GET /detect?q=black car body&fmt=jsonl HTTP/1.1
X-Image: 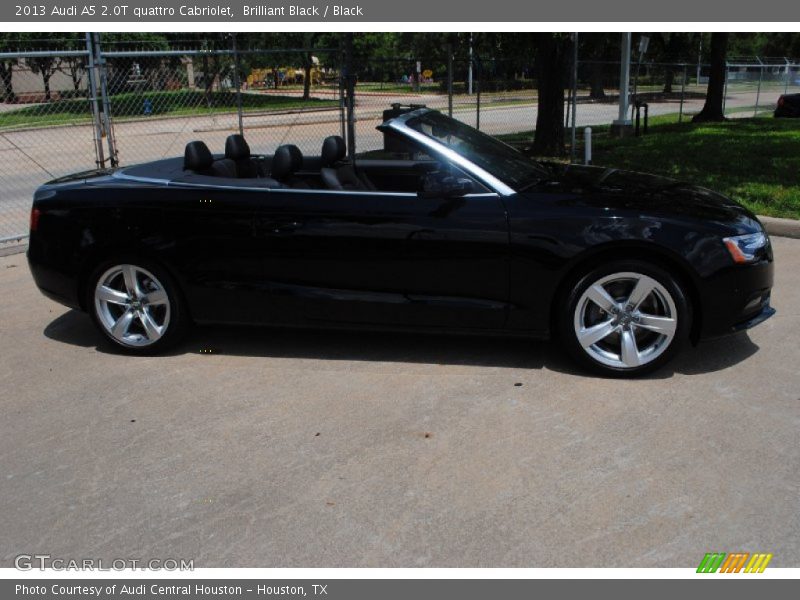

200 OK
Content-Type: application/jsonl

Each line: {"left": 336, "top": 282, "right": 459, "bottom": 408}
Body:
{"left": 28, "top": 108, "right": 775, "bottom": 375}
{"left": 775, "top": 93, "right": 800, "bottom": 117}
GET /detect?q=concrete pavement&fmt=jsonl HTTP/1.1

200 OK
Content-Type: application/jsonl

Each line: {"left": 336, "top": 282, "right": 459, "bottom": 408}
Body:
{"left": 0, "top": 237, "right": 798, "bottom": 567}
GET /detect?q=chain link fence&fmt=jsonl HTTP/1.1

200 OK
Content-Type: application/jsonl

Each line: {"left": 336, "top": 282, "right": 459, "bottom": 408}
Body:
{"left": 722, "top": 58, "right": 800, "bottom": 118}
{"left": 0, "top": 49, "right": 97, "bottom": 244}
{"left": 0, "top": 38, "right": 346, "bottom": 247}
{"left": 1, "top": 35, "right": 799, "bottom": 249}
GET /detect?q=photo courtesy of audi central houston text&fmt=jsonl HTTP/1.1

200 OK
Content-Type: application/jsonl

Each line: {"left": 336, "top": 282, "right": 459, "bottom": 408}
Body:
{"left": 2, "top": 30, "right": 800, "bottom": 579}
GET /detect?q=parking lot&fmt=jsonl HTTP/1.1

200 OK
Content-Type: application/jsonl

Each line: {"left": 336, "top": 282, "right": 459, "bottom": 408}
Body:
{"left": 1, "top": 236, "right": 798, "bottom": 568}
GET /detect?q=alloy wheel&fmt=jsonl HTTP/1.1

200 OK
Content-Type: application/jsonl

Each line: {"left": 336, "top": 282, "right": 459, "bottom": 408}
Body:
{"left": 573, "top": 271, "right": 678, "bottom": 370}
{"left": 93, "top": 264, "right": 171, "bottom": 348}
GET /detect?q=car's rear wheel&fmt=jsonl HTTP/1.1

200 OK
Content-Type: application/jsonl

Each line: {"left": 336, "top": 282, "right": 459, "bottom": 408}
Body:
{"left": 559, "top": 260, "right": 690, "bottom": 377}
{"left": 88, "top": 259, "right": 188, "bottom": 354}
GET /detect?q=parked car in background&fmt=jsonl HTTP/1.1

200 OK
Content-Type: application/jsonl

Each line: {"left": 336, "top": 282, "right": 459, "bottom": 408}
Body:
{"left": 775, "top": 93, "right": 800, "bottom": 117}
{"left": 28, "top": 108, "right": 775, "bottom": 377}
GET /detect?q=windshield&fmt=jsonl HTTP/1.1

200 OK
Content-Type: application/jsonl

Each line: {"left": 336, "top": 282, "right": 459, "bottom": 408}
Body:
{"left": 405, "top": 111, "right": 548, "bottom": 190}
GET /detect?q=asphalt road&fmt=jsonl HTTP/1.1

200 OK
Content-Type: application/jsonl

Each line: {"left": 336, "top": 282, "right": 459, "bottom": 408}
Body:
{"left": 0, "top": 236, "right": 798, "bottom": 568}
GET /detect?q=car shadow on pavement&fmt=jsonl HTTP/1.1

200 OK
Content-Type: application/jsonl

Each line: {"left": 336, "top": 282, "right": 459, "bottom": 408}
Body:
{"left": 44, "top": 309, "right": 760, "bottom": 378}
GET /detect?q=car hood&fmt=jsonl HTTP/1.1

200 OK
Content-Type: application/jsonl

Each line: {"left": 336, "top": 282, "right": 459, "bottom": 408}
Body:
{"left": 532, "top": 162, "right": 758, "bottom": 228}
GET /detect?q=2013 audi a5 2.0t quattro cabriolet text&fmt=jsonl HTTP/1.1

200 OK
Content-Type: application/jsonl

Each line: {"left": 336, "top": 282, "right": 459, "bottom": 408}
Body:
{"left": 27, "top": 108, "right": 775, "bottom": 376}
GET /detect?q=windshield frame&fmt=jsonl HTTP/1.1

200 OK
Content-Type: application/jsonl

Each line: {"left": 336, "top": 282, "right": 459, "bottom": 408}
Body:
{"left": 379, "top": 109, "right": 547, "bottom": 195}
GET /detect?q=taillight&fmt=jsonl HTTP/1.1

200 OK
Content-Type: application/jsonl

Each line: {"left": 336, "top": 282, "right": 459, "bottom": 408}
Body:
{"left": 30, "top": 207, "right": 41, "bottom": 232}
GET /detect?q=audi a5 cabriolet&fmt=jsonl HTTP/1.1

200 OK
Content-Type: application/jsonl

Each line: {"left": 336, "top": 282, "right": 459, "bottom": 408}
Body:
{"left": 28, "top": 108, "right": 775, "bottom": 376}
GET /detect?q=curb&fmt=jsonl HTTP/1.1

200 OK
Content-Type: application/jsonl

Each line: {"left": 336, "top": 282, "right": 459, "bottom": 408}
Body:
{"left": 759, "top": 215, "right": 800, "bottom": 240}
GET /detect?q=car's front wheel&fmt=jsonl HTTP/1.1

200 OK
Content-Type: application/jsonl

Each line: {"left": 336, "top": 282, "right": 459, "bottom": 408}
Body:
{"left": 88, "top": 258, "right": 188, "bottom": 354}
{"left": 559, "top": 260, "right": 690, "bottom": 377}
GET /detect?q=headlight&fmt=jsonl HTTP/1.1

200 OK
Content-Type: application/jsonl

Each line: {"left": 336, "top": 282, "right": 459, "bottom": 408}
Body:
{"left": 723, "top": 232, "right": 768, "bottom": 264}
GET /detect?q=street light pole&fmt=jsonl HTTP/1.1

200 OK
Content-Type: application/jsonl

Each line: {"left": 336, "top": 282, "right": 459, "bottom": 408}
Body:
{"left": 611, "top": 32, "right": 633, "bottom": 136}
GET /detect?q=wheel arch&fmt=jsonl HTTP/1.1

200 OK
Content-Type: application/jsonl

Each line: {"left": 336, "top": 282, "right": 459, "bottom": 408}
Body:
{"left": 76, "top": 244, "right": 189, "bottom": 320}
{"left": 550, "top": 241, "right": 703, "bottom": 344}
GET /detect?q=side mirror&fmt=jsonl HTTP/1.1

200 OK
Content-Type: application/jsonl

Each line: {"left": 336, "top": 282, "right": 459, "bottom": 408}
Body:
{"left": 418, "top": 174, "right": 473, "bottom": 199}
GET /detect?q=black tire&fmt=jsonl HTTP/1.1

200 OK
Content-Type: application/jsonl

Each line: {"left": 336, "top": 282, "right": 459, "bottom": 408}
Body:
{"left": 557, "top": 259, "right": 691, "bottom": 378}
{"left": 86, "top": 256, "right": 190, "bottom": 355}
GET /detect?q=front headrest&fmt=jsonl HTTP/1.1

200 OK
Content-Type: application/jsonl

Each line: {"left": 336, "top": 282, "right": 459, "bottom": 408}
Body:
{"left": 225, "top": 134, "right": 251, "bottom": 161}
{"left": 321, "top": 135, "right": 346, "bottom": 167}
{"left": 271, "top": 145, "right": 301, "bottom": 181}
{"left": 285, "top": 144, "right": 303, "bottom": 169}
{"left": 184, "top": 141, "right": 213, "bottom": 172}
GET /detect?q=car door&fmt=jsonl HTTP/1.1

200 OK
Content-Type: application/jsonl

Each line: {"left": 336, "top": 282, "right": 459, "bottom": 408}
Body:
{"left": 159, "top": 179, "right": 286, "bottom": 325}
{"left": 256, "top": 183, "right": 511, "bottom": 330}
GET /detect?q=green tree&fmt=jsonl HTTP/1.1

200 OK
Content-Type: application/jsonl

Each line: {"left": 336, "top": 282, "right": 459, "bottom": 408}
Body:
{"left": 0, "top": 33, "right": 19, "bottom": 102}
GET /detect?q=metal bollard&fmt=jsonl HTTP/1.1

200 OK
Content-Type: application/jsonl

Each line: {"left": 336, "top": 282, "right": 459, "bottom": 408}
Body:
{"left": 584, "top": 127, "right": 592, "bottom": 165}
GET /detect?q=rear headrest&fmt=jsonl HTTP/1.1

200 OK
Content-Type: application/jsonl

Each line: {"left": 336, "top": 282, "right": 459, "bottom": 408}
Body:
{"left": 184, "top": 141, "right": 213, "bottom": 172}
{"left": 225, "top": 134, "right": 251, "bottom": 161}
{"left": 271, "top": 145, "right": 302, "bottom": 181}
{"left": 321, "top": 135, "right": 346, "bottom": 167}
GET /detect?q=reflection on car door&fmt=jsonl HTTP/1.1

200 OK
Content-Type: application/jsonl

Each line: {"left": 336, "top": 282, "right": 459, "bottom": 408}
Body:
{"left": 258, "top": 187, "right": 510, "bottom": 330}
{"left": 161, "top": 184, "right": 284, "bottom": 325}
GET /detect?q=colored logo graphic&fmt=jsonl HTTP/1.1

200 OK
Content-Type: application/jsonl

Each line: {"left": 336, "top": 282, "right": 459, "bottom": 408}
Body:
{"left": 697, "top": 553, "right": 773, "bottom": 573}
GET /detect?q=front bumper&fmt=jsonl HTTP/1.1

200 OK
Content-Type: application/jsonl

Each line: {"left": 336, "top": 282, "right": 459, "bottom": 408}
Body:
{"left": 698, "top": 258, "right": 775, "bottom": 340}
{"left": 731, "top": 303, "right": 776, "bottom": 333}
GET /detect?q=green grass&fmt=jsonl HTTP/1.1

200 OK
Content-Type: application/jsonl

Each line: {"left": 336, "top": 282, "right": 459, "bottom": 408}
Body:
{"left": 355, "top": 82, "right": 442, "bottom": 94}
{"left": 0, "top": 89, "right": 337, "bottom": 130}
{"left": 500, "top": 117, "right": 800, "bottom": 220}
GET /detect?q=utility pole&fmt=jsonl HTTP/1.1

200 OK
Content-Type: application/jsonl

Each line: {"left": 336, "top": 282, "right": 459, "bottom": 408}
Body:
{"left": 468, "top": 32, "right": 473, "bottom": 95}
{"left": 611, "top": 32, "right": 633, "bottom": 137}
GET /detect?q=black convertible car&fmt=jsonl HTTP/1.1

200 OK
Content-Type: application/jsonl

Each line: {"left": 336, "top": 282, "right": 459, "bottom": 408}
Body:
{"left": 28, "top": 108, "right": 775, "bottom": 376}
{"left": 775, "top": 93, "right": 800, "bottom": 118}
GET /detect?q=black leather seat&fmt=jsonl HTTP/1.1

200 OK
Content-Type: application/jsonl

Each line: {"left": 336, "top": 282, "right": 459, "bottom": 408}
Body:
{"left": 320, "top": 135, "right": 374, "bottom": 191}
{"left": 270, "top": 144, "right": 308, "bottom": 188}
{"left": 224, "top": 134, "right": 260, "bottom": 178}
{"left": 184, "top": 141, "right": 236, "bottom": 178}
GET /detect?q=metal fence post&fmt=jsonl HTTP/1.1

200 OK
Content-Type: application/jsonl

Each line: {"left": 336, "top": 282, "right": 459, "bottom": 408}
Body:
{"left": 570, "top": 33, "right": 578, "bottom": 163}
{"left": 339, "top": 53, "right": 346, "bottom": 143}
{"left": 447, "top": 45, "right": 453, "bottom": 118}
{"left": 722, "top": 60, "right": 729, "bottom": 116}
{"left": 475, "top": 56, "right": 481, "bottom": 131}
{"left": 679, "top": 64, "right": 686, "bottom": 123}
{"left": 754, "top": 58, "right": 764, "bottom": 117}
{"left": 93, "top": 33, "right": 117, "bottom": 167}
{"left": 344, "top": 33, "right": 356, "bottom": 159}
{"left": 785, "top": 58, "right": 791, "bottom": 95}
{"left": 85, "top": 33, "right": 106, "bottom": 169}
{"left": 232, "top": 34, "right": 244, "bottom": 136}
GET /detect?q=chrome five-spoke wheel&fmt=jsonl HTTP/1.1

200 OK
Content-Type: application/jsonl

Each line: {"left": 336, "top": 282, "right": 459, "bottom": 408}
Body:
{"left": 93, "top": 264, "right": 171, "bottom": 348}
{"left": 573, "top": 271, "right": 678, "bottom": 370}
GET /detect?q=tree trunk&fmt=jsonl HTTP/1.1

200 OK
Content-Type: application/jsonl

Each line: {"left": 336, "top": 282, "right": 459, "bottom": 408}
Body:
{"left": 302, "top": 56, "right": 312, "bottom": 100}
{"left": 692, "top": 33, "right": 728, "bottom": 122}
{"left": 663, "top": 69, "right": 674, "bottom": 94}
{"left": 532, "top": 34, "right": 570, "bottom": 156}
{"left": 589, "top": 61, "right": 606, "bottom": 100}
{"left": 0, "top": 61, "right": 15, "bottom": 103}
{"left": 43, "top": 72, "right": 52, "bottom": 102}
{"left": 71, "top": 68, "right": 81, "bottom": 91}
